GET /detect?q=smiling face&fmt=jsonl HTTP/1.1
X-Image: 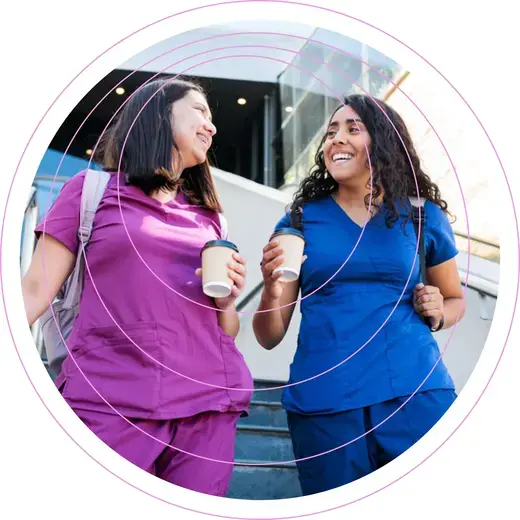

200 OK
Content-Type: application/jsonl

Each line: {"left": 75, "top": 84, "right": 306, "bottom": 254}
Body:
{"left": 323, "top": 104, "right": 372, "bottom": 186}
{"left": 170, "top": 89, "right": 217, "bottom": 170}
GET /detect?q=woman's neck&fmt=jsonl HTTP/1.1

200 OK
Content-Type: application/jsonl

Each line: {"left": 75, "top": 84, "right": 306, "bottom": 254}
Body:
{"left": 150, "top": 188, "right": 178, "bottom": 204}
{"left": 334, "top": 176, "right": 384, "bottom": 213}
{"left": 335, "top": 182, "right": 370, "bottom": 206}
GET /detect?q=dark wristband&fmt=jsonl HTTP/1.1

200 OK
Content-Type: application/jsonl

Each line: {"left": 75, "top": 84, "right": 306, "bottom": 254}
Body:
{"left": 430, "top": 315, "right": 445, "bottom": 332}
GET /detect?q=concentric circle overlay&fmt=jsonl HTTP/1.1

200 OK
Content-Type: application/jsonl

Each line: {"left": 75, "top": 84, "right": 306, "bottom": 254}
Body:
{"left": 42, "top": 37, "right": 463, "bottom": 395}
{"left": 37, "top": 35, "right": 454, "bottom": 470}
{"left": 0, "top": 1, "right": 515, "bottom": 519}
{"left": 36, "top": 43, "right": 461, "bottom": 468}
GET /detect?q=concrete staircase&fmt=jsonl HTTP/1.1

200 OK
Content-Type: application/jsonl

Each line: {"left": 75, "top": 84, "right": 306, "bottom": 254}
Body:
{"left": 226, "top": 380, "right": 302, "bottom": 500}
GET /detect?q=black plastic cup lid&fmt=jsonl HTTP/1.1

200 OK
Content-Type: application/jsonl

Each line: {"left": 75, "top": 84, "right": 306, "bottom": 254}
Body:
{"left": 270, "top": 227, "right": 304, "bottom": 241}
{"left": 201, "top": 239, "right": 239, "bottom": 255}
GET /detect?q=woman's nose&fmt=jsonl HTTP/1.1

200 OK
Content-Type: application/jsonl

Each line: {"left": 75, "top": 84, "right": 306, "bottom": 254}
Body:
{"left": 332, "top": 128, "right": 348, "bottom": 144}
{"left": 205, "top": 120, "right": 217, "bottom": 136}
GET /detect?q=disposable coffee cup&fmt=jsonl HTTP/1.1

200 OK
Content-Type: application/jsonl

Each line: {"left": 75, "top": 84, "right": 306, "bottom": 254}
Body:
{"left": 269, "top": 227, "right": 305, "bottom": 282}
{"left": 201, "top": 240, "right": 239, "bottom": 298}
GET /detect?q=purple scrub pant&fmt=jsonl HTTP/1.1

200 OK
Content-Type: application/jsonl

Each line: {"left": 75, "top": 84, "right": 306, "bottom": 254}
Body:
{"left": 73, "top": 406, "right": 241, "bottom": 496}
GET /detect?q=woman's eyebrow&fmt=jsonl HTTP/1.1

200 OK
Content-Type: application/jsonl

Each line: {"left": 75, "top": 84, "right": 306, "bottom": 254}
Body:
{"left": 327, "top": 118, "right": 363, "bottom": 128}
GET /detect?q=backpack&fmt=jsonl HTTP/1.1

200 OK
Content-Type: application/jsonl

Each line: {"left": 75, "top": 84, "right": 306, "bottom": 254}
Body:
{"left": 41, "top": 170, "right": 229, "bottom": 377}
{"left": 40, "top": 169, "right": 111, "bottom": 377}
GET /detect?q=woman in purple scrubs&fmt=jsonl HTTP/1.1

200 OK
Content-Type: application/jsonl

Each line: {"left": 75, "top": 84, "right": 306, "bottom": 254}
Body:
{"left": 22, "top": 78, "right": 253, "bottom": 496}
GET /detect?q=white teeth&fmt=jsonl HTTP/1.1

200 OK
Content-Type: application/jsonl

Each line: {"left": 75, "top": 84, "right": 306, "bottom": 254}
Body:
{"left": 332, "top": 153, "right": 353, "bottom": 162}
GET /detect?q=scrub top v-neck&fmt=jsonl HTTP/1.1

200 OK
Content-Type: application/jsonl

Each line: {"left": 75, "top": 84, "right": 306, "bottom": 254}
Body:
{"left": 273, "top": 194, "right": 458, "bottom": 415}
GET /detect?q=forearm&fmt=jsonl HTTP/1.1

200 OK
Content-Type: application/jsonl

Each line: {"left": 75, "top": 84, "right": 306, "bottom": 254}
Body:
{"left": 217, "top": 305, "right": 240, "bottom": 338}
{"left": 440, "top": 296, "right": 465, "bottom": 330}
{"left": 252, "top": 293, "right": 287, "bottom": 350}
{"left": 22, "top": 277, "right": 51, "bottom": 327}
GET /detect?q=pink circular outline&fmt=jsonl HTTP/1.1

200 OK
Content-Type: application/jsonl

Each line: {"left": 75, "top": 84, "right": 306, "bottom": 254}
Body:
{"left": 41, "top": 41, "right": 461, "bottom": 397}
{"left": 10, "top": 6, "right": 472, "bottom": 473}
{"left": 19, "top": 50, "right": 473, "bottom": 469}
{"left": 37, "top": 47, "right": 458, "bottom": 468}
{"left": 0, "top": 0, "right": 514, "bottom": 516}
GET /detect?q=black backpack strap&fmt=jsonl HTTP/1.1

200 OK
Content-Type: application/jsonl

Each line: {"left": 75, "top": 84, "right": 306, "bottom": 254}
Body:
{"left": 409, "top": 197, "right": 433, "bottom": 329}
{"left": 410, "top": 202, "right": 427, "bottom": 285}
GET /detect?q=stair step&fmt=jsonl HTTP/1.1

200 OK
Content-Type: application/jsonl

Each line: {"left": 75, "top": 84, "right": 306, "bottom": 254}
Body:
{"left": 240, "top": 400, "right": 288, "bottom": 428}
{"left": 233, "top": 459, "right": 296, "bottom": 469}
{"left": 227, "top": 463, "right": 302, "bottom": 500}
{"left": 252, "top": 379, "right": 285, "bottom": 404}
{"left": 235, "top": 425, "right": 294, "bottom": 462}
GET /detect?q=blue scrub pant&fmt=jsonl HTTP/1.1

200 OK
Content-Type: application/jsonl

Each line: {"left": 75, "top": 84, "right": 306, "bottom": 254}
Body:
{"left": 287, "top": 389, "right": 457, "bottom": 495}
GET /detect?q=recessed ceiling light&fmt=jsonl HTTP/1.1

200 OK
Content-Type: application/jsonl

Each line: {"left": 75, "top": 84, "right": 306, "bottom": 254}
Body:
{"left": 237, "top": 97, "right": 247, "bottom": 105}
{"left": 85, "top": 149, "right": 93, "bottom": 156}
{"left": 115, "top": 87, "right": 125, "bottom": 95}
{"left": 285, "top": 106, "right": 294, "bottom": 113}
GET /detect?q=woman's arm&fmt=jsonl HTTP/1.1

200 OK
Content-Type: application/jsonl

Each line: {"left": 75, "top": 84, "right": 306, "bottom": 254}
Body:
{"left": 22, "top": 234, "right": 76, "bottom": 326}
{"left": 252, "top": 238, "right": 302, "bottom": 350}
{"left": 216, "top": 305, "right": 240, "bottom": 338}
{"left": 414, "top": 257, "right": 465, "bottom": 331}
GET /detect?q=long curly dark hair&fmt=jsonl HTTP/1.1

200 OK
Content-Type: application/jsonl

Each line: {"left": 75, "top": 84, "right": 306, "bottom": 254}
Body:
{"left": 289, "top": 94, "right": 449, "bottom": 229}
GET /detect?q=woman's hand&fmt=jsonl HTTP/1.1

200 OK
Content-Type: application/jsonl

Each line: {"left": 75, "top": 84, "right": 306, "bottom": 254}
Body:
{"left": 413, "top": 283, "right": 444, "bottom": 329}
{"left": 195, "top": 252, "right": 247, "bottom": 310}
{"left": 260, "top": 239, "right": 287, "bottom": 302}
{"left": 260, "top": 239, "right": 307, "bottom": 302}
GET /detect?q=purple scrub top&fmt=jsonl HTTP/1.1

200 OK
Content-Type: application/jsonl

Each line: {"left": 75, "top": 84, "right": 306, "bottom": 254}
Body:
{"left": 35, "top": 170, "right": 253, "bottom": 419}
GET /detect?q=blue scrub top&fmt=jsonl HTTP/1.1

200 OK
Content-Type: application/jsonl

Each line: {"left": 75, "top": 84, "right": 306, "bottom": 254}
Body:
{"left": 274, "top": 195, "right": 458, "bottom": 415}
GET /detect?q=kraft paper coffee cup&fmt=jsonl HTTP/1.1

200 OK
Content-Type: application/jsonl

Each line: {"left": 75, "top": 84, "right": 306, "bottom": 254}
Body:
{"left": 269, "top": 227, "right": 305, "bottom": 282}
{"left": 201, "top": 240, "right": 239, "bottom": 298}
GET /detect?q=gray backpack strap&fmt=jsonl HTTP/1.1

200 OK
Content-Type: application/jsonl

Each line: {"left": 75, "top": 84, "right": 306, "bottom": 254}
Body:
{"left": 62, "top": 169, "right": 111, "bottom": 309}
{"left": 218, "top": 213, "right": 228, "bottom": 240}
{"left": 42, "top": 169, "right": 111, "bottom": 376}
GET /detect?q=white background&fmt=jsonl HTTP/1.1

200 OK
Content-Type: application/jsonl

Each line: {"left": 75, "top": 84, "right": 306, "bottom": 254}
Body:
{"left": 1, "top": 0, "right": 519, "bottom": 518}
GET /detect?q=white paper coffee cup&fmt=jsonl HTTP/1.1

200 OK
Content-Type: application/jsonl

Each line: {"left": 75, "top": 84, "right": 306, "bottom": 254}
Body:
{"left": 201, "top": 240, "right": 239, "bottom": 298}
{"left": 270, "top": 227, "right": 305, "bottom": 282}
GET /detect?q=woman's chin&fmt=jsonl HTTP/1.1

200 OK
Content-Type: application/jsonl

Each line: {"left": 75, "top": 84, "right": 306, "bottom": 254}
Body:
{"left": 329, "top": 167, "right": 369, "bottom": 185}
{"left": 183, "top": 154, "right": 206, "bottom": 169}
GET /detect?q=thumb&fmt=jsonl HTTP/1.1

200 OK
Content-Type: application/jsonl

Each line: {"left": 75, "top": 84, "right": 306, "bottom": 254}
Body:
{"left": 195, "top": 268, "right": 202, "bottom": 277}
{"left": 415, "top": 283, "right": 424, "bottom": 290}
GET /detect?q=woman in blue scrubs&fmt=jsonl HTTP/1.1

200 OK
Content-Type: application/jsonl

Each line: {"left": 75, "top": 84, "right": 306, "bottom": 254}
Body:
{"left": 252, "top": 94, "right": 465, "bottom": 495}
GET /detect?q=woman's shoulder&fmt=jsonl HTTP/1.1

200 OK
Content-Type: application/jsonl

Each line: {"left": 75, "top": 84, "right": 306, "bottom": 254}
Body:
{"left": 423, "top": 199, "right": 451, "bottom": 226}
{"left": 275, "top": 196, "right": 328, "bottom": 228}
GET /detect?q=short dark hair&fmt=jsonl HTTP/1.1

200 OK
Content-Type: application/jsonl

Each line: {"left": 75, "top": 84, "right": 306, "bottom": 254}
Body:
{"left": 95, "top": 77, "right": 222, "bottom": 212}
